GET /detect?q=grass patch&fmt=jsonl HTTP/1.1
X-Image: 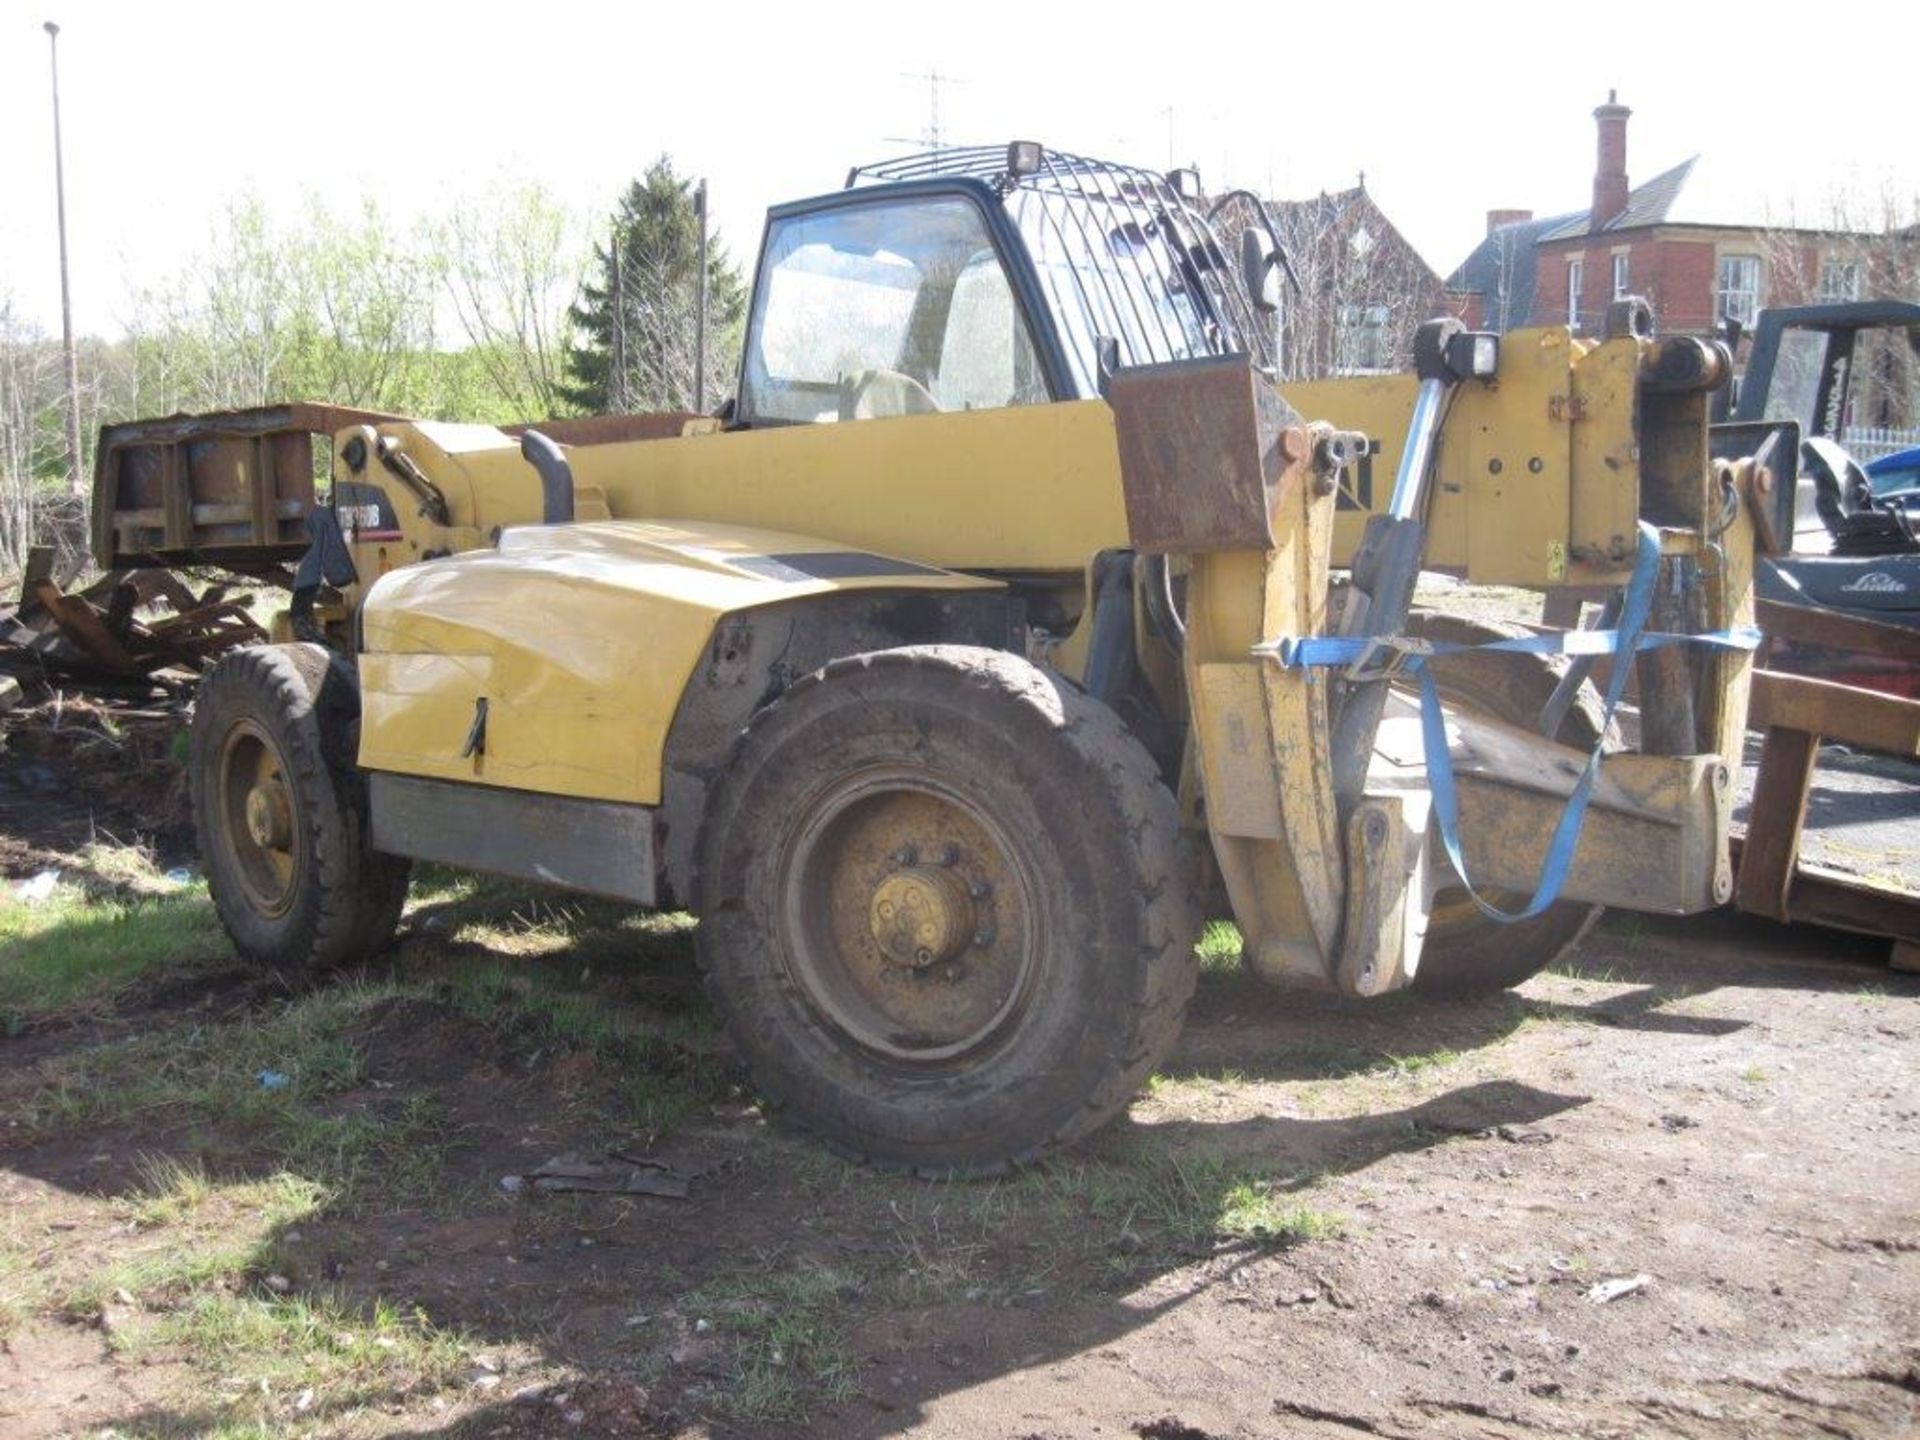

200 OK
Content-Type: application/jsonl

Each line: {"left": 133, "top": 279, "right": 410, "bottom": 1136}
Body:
{"left": 49, "top": 1167, "right": 331, "bottom": 1322}
{"left": 279, "top": 1094, "right": 444, "bottom": 1202}
{"left": 1544, "top": 953, "right": 1621, "bottom": 983}
{"left": 1195, "top": 921, "right": 1243, "bottom": 975}
{"left": 1373, "top": 1047, "right": 1461, "bottom": 1078}
{"left": 4, "top": 982, "right": 451, "bottom": 1209}
{"left": 0, "top": 1232, "right": 45, "bottom": 1339}
{"left": 1213, "top": 1182, "right": 1346, "bottom": 1245}
{"left": 124, "top": 1155, "right": 221, "bottom": 1228}
{"left": 58, "top": 1241, "right": 259, "bottom": 1322}
{"left": 1036, "top": 1148, "right": 1344, "bottom": 1252}
{"left": 0, "top": 881, "right": 225, "bottom": 1029}
{"left": 444, "top": 956, "right": 640, "bottom": 1056}
{"left": 686, "top": 1261, "right": 862, "bottom": 1422}
{"left": 432, "top": 931, "right": 726, "bottom": 1142}
{"left": 1146, "top": 1068, "right": 1250, "bottom": 1100}
{"left": 129, "top": 1290, "right": 470, "bottom": 1428}
{"left": 451, "top": 895, "right": 607, "bottom": 957}
{"left": 616, "top": 1070, "right": 700, "bottom": 1138}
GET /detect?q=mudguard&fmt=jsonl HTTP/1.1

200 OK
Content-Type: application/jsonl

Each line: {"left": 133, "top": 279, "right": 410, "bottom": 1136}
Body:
{"left": 356, "top": 519, "right": 998, "bottom": 804}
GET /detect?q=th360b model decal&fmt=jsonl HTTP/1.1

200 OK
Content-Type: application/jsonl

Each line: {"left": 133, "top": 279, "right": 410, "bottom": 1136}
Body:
{"left": 334, "top": 482, "right": 405, "bottom": 543}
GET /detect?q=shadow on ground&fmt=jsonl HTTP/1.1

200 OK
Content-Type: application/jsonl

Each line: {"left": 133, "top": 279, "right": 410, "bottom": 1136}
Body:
{"left": 1, "top": 883, "right": 1908, "bottom": 1438}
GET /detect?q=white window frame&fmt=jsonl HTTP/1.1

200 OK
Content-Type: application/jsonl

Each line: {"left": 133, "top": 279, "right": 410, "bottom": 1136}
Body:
{"left": 1717, "top": 254, "right": 1761, "bottom": 327}
{"left": 1818, "top": 259, "right": 1861, "bottom": 303}
{"left": 1566, "top": 258, "right": 1584, "bottom": 329}
{"left": 1612, "top": 253, "right": 1630, "bottom": 300}
{"left": 1336, "top": 302, "right": 1392, "bottom": 374}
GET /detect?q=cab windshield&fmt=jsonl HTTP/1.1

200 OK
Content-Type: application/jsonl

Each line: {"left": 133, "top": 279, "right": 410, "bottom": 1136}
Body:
{"left": 739, "top": 197, "right": 1048, "bottom": 425}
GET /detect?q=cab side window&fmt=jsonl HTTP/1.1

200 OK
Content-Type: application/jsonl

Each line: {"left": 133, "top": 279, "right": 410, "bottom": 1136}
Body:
{"left": 740, "top": 197, "right": 1048, "bottom": 424}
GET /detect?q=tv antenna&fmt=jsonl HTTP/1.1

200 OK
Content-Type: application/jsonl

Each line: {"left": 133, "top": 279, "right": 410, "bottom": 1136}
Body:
{"left": 886, "top": 68, "right": 965, "bottom": 153}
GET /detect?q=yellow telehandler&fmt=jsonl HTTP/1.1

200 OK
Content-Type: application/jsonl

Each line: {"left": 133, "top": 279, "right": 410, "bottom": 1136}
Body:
{"left": 93, "top": 144, "right": 1780, "bottom": 1172}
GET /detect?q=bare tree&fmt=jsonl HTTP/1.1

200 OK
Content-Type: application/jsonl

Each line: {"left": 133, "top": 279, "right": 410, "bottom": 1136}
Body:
{"left": 0, "top": 297, "right": 62, "bottom": 573}
{"left": 1211, "top": 187, "right": 1441, "bottom": 382}
{"left": 112, "top": 194, "right": 466, "bottom": 425}
{"left": 1276, "top": 192, "right": 1440, "bottom": 381}
{"left": 1758, "top": 185, "right": 1920, "bottom": 434}
{"left": 438, "top": 182, "right": 586, "bottom": 421}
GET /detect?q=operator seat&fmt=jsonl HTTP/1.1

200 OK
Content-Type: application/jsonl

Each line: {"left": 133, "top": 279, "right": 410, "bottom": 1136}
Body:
{"left": 839, "top": 368, "right": 942, "bottom": 421}
{"left": 1806, "top": 435, "right": 1919, "bottom": 558}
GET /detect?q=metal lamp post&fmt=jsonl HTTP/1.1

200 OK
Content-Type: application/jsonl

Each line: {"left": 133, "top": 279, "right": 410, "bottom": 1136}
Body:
{"left": 45, "top": 20, "right": 85, "bottom": 499}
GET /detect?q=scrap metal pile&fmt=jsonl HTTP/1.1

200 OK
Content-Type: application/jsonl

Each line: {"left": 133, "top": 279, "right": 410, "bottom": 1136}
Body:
{"left": 1, "top": 547, "right": 267, "bottom": 693}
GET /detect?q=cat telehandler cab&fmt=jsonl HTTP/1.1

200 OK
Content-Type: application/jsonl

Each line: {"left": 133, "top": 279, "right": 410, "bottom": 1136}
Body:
{"left": 94, "top": 143, "right": 1777, "bottom": 1173}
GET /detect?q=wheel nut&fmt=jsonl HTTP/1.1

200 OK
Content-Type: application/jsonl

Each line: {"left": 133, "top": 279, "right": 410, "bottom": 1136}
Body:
{"left": 972, "top": 927, "right": 995, "bottom": 948}
{"left": 934, "top": 844, "right": 959, "bottom": 867}
{"left": 968, "top": 880, "right": 991, "bottom": 900}
{"left": 890, "top": 846, "right": 918, "bottom": 866}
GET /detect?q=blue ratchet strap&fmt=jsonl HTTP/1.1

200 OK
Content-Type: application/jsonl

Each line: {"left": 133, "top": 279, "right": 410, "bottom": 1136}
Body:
{"left": 1263, "top": 522, "right": 1761, "bottom": 923}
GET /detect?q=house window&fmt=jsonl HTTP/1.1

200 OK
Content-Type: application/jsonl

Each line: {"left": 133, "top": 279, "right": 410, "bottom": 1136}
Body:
{"left": 1566, "top": 259, "right": 1584, "bottom": 329}
{"left": 1818, "top": 259, "right": 1861, "bottom": 303}
{"left": 1612, "top": 253, "right": 1630, "bottom": 299}
{"left": 1717, "top": 255, "right": 1761, "bottom": 326}
{"left": 1337, "top": 303, "right": 1391, "bottom": 372}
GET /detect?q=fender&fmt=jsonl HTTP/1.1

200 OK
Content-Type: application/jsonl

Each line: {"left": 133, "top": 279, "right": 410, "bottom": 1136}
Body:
{"left": 355, "top": 518, "right": 1001, "bottom": 808}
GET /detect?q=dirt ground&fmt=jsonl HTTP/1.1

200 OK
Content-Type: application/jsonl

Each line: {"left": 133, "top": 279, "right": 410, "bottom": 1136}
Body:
{"left": 2, "top": 701, "right": 1918, "bottom": 1439}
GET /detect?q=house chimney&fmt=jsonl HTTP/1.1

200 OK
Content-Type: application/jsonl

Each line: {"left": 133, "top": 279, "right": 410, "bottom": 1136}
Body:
{"left": 1486, "top": 208, "right": 1533, "bottom": 235}
{"left": 1591, "top": 90, "right": 1631, "bottom": 231}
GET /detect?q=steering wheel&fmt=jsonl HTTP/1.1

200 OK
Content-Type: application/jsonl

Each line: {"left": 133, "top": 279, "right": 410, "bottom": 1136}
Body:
{"left": 838, "top": 368, "right": 941, "bottom": 421}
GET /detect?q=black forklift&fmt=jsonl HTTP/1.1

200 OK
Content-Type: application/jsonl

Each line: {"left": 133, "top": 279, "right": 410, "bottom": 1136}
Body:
{"left": 1716, "top": 300, "right": 1920, "bottom": 694}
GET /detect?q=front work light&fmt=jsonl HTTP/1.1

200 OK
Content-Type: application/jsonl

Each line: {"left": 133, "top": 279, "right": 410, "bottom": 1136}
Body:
{"left": 1444, "top": 330, "right": 1500, "bottom": 381}
{"left": 1007, "top": 141, "right": 1044, "bottom": 178}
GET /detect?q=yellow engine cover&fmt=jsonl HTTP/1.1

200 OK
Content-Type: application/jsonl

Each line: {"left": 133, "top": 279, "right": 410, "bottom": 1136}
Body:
{"left": 357, "top": 519, "right": 997, "bottom": 804}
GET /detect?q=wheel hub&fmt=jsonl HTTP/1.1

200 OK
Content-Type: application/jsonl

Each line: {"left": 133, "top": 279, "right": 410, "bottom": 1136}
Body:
{"left": 217, "top": 721, "right": 301, "bottom": 919}
{"left": 244, "top": 781, "right": 293, "bottom": 849}
{"left": 869, "top": 865, "right": 976, "bottom": 969}
{"left": 780, "top": 774, "right": 1034, "bottom": 1063}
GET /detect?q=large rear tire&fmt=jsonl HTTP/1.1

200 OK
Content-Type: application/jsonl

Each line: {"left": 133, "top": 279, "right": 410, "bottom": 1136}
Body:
{"left": 695, "top": 645, "right": 1198, "bottom": 1175}
{"left": 1405, "top": 611, "right": 1610, "bottom": 996}
{"left": 191, "top": 644, "right": 410, "bottom": 980}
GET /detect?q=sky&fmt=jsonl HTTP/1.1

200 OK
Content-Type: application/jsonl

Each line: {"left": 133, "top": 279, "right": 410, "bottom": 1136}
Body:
{"left": 3, "top": 0, "right": 1916, "bottom": 339}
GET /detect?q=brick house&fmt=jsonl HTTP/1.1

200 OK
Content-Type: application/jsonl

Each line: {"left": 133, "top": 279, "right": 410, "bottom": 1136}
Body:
{"left": 1214, "top": 184, "right": 1443, "bottom": 379}
{"left": 1447, "top": 94, "right": 1914, "bottom": 343}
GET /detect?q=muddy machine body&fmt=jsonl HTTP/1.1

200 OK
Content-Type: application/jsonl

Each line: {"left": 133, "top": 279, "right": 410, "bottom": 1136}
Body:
{"left": 96, "top": 145, "right": 1774, "bottom": 1170}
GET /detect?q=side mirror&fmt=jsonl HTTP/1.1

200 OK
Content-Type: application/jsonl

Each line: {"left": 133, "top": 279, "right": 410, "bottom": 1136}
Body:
{"left": 1241, "top": 229, "right": 1280, "bottom": 314}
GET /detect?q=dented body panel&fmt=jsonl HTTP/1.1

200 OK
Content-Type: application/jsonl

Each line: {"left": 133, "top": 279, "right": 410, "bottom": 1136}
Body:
{"left": 357, "top": 519, "right": 996, "bottom": 805}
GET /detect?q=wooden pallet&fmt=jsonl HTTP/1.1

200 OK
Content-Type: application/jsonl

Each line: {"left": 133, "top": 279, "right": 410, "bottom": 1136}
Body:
{"left": 1733, "top": 599, "right": 1920, "bottom": 946}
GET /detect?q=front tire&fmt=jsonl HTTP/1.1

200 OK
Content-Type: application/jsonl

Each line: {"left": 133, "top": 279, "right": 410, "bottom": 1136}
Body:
{"left": 695, "top": 645, "right": 1197, "bottom": 1174}
{"left": 191, "top": 644, "right": 410, "bottom": 979}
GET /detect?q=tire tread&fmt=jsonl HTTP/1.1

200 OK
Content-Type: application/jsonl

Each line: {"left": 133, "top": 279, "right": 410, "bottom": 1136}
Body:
{"left": 694, "top": 644, "right": 1197, "bottom": 1174}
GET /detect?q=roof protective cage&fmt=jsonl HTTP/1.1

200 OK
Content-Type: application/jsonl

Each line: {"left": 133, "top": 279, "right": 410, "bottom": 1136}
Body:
{"left": 850, "top": 145, "right": 1277, "bottom": 384}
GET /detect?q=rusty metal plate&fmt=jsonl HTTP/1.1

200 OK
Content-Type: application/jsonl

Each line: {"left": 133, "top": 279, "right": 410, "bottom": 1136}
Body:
{"left": 92, "top": 403, "right": 401, "bottom": 571}
{"left": 1108, "top": 355, "right": 1304, "bottom": 553}
{"left": 1711, "top": 419, "right": 1798, "bottom": 556}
